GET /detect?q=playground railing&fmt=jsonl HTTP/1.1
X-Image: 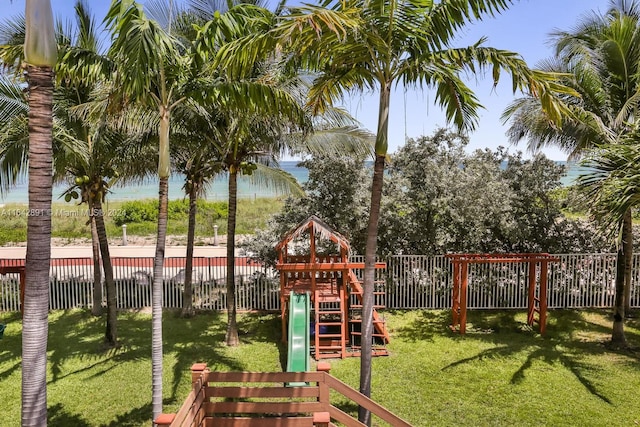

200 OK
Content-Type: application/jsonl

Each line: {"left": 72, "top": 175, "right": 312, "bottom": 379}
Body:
{"left": 155, "top": 363, "right": 412, "bottom": 427}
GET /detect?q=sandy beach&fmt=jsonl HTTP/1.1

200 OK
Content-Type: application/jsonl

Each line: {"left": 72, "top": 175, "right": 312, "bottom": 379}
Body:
{"left": 0, "top": 235, "right": 233, "bottom": 259}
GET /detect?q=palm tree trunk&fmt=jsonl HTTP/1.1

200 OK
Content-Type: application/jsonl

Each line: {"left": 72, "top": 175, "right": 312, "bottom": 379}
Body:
{"left": 225, "top": 169, "right": 239, "bottom": 346}
{"left": 93, "top": 198, "right": 117, "bottom": 347}
{"left": 151, "top": 106, "right": 170, "bottom": 421}
{"left": 623, "top": 209, "right": 633, "bottom": 316}
{"left": 359, "top": 83, "right": 390, "bottom": 426}
{"left": 612, "top": 211, "right": 631, "bottom": 348}
{"left": 90, "top": 212, "right": 103, "bottom": 316}
{"left": 182, "top": 184, "right": 198, "bottom": 316}
{"left": 152, "top": 177, "right": 169, "bottom": 421}
{"left": 22, "top": 65, "right": 54, "bottom": 427}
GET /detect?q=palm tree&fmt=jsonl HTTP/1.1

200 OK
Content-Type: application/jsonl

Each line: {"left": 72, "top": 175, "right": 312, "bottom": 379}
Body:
{"left": 219, "top": 1, "right": 569, "bottom": 422}
{"left": 22, "top": 0, "right": 57, "bottom": 425}
{"left": 171, "top": 139, "right": 223, "bottom": 316}
{"left": 105, "top": 0, "right": 189, "bottom": 419}
{"left": 576, "top": 141, "right": 640, "bottom": 346}
{"left": 504, "top": 0, "right": 640, "bottom": 347}
{"left": 181, "top": 1, "right": 316, "bottom": 345}
{"left": 220, "top": 120, "right": 304, "bottom": 346}
{"left": 0, "top": 0, "right": 128, "bottom": 348}
{"left": 106, "top": 0, "right": 309, "bottom": 417}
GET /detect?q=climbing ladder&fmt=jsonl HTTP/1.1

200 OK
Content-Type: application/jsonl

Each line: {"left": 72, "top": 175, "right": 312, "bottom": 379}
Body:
{"left": 312, "top": 277, "right": 347, "bottom": 359}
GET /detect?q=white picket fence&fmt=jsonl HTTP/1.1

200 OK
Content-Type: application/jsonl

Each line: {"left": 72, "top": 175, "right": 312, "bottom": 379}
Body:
{"left": 0, "top": 253, "right": 638, "bottom": 312}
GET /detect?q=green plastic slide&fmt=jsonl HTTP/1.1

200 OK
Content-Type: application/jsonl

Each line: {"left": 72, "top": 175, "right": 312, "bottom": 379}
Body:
{"left": 286, "top": 292, "right": 310, "bottom": 385}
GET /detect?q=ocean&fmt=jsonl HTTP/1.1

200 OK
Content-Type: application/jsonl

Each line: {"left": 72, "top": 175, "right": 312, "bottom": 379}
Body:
{"left": 0, "top": 161, "right": 309, "bottom": 205}
{"left": 0, "top": 160, "right": 583, "bottom": 204}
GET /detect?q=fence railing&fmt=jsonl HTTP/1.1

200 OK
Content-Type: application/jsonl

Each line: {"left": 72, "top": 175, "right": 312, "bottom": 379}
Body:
{"left": 0, "top": 253, "right": 637, "bottom": 312}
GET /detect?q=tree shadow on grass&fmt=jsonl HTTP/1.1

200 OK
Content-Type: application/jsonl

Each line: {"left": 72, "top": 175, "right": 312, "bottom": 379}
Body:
{"left": 392, "top": 309, "right": 451, "bottom": 342}
{"left": 163, "top": 309, "right": 246, "bottom": 402}
{"left": 98, "top": 402, "right": 154, "bottom": 427}
{"left": 40, "top": 309, "right": 248, "bottom": 425}
{"left": 430, "top": 309, "right": 640, "bottom": 404}
{"left": 48, "top": 403, "right": 91, "bottom": 427}
{"left": 232, "top": 312, "right": 288, "bottom": 370}
{"left": 0, "top": 312, "right": 23, "bottom": 382}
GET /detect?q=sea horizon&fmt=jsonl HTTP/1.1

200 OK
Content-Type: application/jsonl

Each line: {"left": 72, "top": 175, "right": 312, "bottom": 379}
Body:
{"left": 0, "top": 160, "right": 583, "bottom": 205}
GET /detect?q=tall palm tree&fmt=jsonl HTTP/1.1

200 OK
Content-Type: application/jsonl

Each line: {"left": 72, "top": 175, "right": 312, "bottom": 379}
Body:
{"left": 1, "top": 0, "right": 127, "bottom": 348}
{"left": 105, "top": 0, "right": 188, "bottom": 419}
{"left": 21, "top": 0, "right": 57, "bottom": 425}
{"left": 504, "top": 0, "right": 640, "bottom": 347}
{"left": 185, "top": 2, "right": 319, "bottom": 345}
{"left": 106, "top": 0, "right": 310, "bottom": 418}
{"left": 219, "top": 1, "right": 569, "bottom": 422}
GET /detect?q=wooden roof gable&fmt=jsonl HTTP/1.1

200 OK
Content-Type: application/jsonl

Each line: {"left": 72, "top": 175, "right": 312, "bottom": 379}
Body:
{"left": 275, "top": 215, "right": 350, "bottom": 253}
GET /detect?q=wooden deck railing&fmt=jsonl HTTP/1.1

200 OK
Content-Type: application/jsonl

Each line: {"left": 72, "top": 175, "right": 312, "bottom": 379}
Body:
{"left": 155, "top": 363, "right": 412, "bottom": 427}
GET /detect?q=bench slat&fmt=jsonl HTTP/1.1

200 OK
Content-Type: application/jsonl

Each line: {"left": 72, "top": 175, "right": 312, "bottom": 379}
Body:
{"left": 207, "top": 401, "right": 321, "bottom": 414}
{"left": 204, "top": 417, "right": 314, "bottom": 427}
{"left": 207, "top": 386, "right": 319, "bottom": 399}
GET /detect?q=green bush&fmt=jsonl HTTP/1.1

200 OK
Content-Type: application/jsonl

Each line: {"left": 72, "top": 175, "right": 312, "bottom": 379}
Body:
{"left": 113, "top": 200, "right": 158, "bottom": 225}
{"left": 113, "top": 199, "right": 230, "bottom": 226}
{"left": 198, "top": 200, "right": 228, "bottom": 219}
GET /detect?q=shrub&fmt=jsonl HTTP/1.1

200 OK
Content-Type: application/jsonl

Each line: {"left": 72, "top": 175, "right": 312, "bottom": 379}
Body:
{"left": 112, "top": 200, "right": 158, "bottom": 225}
{"left": 113, "top": 199, "right": 230, "bottom": 226}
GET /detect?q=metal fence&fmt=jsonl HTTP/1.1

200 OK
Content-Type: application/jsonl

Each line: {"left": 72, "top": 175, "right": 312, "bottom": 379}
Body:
{"left": 384, "top": 253, "right": 634, "bottom": 310}
{"left": 1, "top": 253, "right": 638, "bottom": 312}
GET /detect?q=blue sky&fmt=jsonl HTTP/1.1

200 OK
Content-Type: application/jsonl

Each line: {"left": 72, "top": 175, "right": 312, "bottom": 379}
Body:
{"left": 6, "top": 0, "right": 611, "bottom": 160}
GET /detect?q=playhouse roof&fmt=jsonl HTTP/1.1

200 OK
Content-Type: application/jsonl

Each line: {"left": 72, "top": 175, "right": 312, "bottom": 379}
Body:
{"left": 275, "top": 215, "right": 351, "bottom": 253}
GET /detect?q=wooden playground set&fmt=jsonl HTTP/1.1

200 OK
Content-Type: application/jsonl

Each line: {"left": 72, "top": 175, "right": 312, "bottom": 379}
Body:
{"left": 446, "top": 253, "right": 559, "bottom": 334}
{"left": 275, "top": 216, "right": 390, "bottom": 360}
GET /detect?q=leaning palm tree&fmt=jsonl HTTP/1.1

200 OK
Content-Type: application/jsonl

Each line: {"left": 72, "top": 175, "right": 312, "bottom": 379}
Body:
{"left": 504, "top": 0, "right": 640, "bottom": 347}
{"left": 219, "top": 1, "right": 570, "bottom": 422}
{"left": 22, "top": 0, "right": 57, "bottom": 425}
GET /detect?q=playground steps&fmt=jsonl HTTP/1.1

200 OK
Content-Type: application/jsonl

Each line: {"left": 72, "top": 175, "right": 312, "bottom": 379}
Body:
{"left": 347, "top": 271, "right": 390, "bottom": 344}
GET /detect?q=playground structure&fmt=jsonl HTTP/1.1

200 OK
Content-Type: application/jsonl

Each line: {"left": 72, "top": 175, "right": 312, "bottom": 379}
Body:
{"left": 155, "top": 363, "right": 412, "bottom": 427}
{"left": 286, "top": 292, "right": 310, "bottom": 385}
{"left": 275, "top": 216, "right": 390, "bottom": 360}
{"left": 446, "top": 253, "right": 559, "bottom": 334}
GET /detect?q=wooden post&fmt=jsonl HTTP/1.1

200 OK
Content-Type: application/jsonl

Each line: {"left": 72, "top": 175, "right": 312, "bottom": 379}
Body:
{"left": 154, "top": 413, "right": 175, "bottom": 427}
{"left": 460, "top": 261, "right": 468, "bottom": 334}
{"left": 451, "top": 259, "right": 460, "bottom": 331}
{"left": 313, "top": 411, "right": 331, "bottom": 427}
{"left": 316, "top": 362, "right": 331, "bottom": 413}
{"left": 540, "top": 260, "right": 549, "bottom": 335}
{"left": 527, "top": 260, "right": 536, "bottom": 326}
{"left": 191, "top": 363, "right": 207, "bottom": 384}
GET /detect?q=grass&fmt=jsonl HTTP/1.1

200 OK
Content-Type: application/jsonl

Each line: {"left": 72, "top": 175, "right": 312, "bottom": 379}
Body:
{"left": 0, "top": 309, "right": 639, "bottom": 426}
{"left": 0, "top": 197, "right": 284, "bottom": 244}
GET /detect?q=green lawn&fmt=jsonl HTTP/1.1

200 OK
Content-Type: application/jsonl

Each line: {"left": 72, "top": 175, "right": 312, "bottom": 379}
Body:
{"left": 0, "top": 309, "right": 639, "bottom": 426}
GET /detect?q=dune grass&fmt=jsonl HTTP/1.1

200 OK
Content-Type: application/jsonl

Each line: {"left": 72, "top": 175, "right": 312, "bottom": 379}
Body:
{"left": 0, "top": 309, "right": 639, "bottom": 426}
{"left": 0, "top": 197, "right": 284, "bottom": 244}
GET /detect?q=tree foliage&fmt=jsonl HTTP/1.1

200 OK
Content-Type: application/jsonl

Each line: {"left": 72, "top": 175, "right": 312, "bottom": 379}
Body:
{"left": 244, "top": 128, "right": 609, "bottom": 263}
